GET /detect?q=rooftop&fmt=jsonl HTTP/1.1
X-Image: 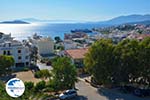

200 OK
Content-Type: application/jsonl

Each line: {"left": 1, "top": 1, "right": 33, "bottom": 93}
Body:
{"left": 65, "top": 48, "right": 88, "bottom": 59}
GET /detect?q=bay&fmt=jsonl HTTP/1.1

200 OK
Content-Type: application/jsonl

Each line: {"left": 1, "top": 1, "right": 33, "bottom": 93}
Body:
{"left": 0, "top": 23, "right": 108, "bottom": 40}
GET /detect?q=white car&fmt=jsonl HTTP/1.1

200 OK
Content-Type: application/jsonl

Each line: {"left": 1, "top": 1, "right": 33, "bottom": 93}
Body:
{"left": 59, "top": 89, "right": 77, "bottom": 100}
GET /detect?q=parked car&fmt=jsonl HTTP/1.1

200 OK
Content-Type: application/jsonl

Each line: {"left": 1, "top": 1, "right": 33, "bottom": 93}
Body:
{"left": 59, "top": 89, "right": 77, "bottom": 100}
{"left": 134, "top": 88, "right": 150, "bottom": 97}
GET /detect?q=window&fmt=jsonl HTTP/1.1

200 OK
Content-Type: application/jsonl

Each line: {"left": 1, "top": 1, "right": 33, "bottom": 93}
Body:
{"left": 7, "top": 51, "right": 11, "bottom": 55}
{"left": 18, "top": 50, "right": 21, "bottom": 53}
{"left": 8, "top": 43, "right": 11, "bottom": 47}
{"left": 18, "top": 56, "right": 22, "bottom": 60}
{"left": 3, "top": 51, "right": 6, "bottom": 55}
{"left": 25, "top": 56, "right": 28, "bottom": 59}
{"left": 26, "top": 62, "right": 29, "bottom": 66}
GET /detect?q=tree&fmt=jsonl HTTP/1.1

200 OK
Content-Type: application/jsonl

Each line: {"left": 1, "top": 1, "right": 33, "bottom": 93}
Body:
{"left": 54, "top": 36, "right": 62, "bottom": 43}
{"left": 0, "top": 55, "right": 14, "bottom": 76}
{"left": 113, "top": 39, "right": 140, "bottom": 85}
{"left": 19, "top": 82, "right": 34, "bottom": 99}
{"left": 84, "top": 38, "right": 150, "bottom": 87}
{"left": 57, "top": 45, "right": 64, "bottom": 50}
{"left": 138, "top": 37, "right": 150, "bottom": 86}
{"left": 30, "top": 46, "right": 38, "bottom": 65}
{"left": 52, "top": 57, "right": 77, "bottom": 90}
{"left": 84, "top": 39, "right": 115, "bottom": 85}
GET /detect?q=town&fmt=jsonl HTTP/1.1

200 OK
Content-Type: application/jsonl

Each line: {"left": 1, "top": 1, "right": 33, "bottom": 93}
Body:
{"left": 0, "top": 23, "right": 150, "bottom": 100}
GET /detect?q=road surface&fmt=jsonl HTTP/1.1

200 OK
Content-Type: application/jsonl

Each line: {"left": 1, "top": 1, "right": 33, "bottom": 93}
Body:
{"left": 72, "top": 79, "right": 150, "bottom": 100}
{"left": 74, "top": 80, "right": 107, "bottom": 100}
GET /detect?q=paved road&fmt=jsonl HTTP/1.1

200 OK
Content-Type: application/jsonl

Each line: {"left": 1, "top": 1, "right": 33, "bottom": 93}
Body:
{"left": 74, "top": 80, "right": 107, "bottom": 100}
{"left": 71, "top": 79, "right": 150, "bottom": 100}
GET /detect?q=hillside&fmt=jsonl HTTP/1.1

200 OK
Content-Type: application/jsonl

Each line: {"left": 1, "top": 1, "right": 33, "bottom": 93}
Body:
{"left": 0, "top": 20, "right": 30, "bottom": 24}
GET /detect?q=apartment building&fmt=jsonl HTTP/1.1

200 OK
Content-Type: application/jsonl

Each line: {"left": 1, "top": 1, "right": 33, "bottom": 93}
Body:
{"left": 28, "top": 34, "right": 54, "bottom": 56}
{"left": 0, "top": 33, "right": 30, "bottom": 67}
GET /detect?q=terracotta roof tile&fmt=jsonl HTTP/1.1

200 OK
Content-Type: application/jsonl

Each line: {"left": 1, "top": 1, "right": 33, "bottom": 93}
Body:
{"left": 65, "top": 48, "right": 88, "bottom": 59}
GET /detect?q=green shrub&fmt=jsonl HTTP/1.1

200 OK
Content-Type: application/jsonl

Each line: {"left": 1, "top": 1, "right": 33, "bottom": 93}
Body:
{"left": 43, "top": 87, "right": 54, "bottom": 92}
{"left": 34, "top": 71, "right": 42, "bottom": 78}
{"left": 34, "top": 69, "right": 51, "bottom": 79}
{"left": 34, "top": 81, "right": 46, "bottom": 92}
{"left": 23, "top": 67, "right": 29, "bottom": 71}
{"left": 25, "top": 81, "right": 34, "bottom": 90}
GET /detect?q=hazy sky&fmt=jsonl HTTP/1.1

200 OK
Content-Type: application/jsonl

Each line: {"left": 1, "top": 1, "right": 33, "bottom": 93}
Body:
{"left": 0, "top": 0, "right": 149, "bottom": 21}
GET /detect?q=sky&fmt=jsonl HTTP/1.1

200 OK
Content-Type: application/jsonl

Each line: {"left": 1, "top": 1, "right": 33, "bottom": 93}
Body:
{"left": 0, "top": 0, "right": 150, "bottom": 21}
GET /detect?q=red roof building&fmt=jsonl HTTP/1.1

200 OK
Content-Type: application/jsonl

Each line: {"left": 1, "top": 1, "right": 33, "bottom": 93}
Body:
{"left": 64, "top": 48, "right": 88, "bottom": 68}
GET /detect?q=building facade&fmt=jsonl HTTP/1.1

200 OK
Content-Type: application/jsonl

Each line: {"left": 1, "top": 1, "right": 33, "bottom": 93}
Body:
{"left": 28, "top": 34, "right": 54, "bottom": 56}
{"left": 64, "top": 48, "right": 88, "bottom": 68}
{"left": 0, "top": 33, "right": 30, "bottom": 67}
{"left": 64, "top": 48, "right": 88, "bottom": 74}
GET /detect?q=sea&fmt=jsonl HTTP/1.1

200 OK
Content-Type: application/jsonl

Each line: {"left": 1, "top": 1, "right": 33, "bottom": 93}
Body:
{"left": 0, "top": 23, "right": 109, "bottom": 40}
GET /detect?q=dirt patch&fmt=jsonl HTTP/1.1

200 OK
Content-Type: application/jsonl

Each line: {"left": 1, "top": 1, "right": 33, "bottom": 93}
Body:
{"left": 14, "top": 71, "right": 41, "bottom": 84}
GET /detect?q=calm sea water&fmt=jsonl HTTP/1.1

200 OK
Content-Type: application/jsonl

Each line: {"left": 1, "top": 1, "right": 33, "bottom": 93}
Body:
{"left": 0, "top": 23, "right": 108, "bottom": 40}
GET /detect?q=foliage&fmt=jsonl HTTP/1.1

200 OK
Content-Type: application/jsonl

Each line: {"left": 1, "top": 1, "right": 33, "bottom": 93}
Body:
{"left": 34, "top": 69, "right": 51, "bottom": 79}
{"left": 84, "top": 39, "right": 115, "bottom": 85}
{"left": 84, "top": 38, "right": 150, "bottom": 87}
{"left": 30, "top": 46, "right": 38, "bottom": 65}
{"left": 56, "top": 45, "right": 64, "bottom": 50}
{"left": 34, "top": 70, "right": 42, "bottom": 78}
{"left": 40, "top": 58, "right": 52, "bottom": 65}
{"left": 25, "top": 81, "right": 34, "bottom": 90}
{"left": 52, "top": 57, "right": 77, "bottom": 90}
{"left": 113, "top": 39, "right": 140, "bottom": 84}
{"left": 138, "top": 37, "right": 150, "bottom": 86}
{"left": 34, "top": 80, "right": 46, "bottom": 92}
{"left": 0, "top": 81, "right": 15, "bottom": 100}
{"left": 0, "top": 80, "right": 57, "bottom": 100}
{"left": 54, "top": 36, "right": 62, "bottom": 43}
{"left": 0, "top": 55, "right": 14, "bottom": 76}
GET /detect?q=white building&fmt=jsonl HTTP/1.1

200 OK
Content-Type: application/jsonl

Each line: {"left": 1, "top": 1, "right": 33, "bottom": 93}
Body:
{"left": 63, "top": 40, "right": 77, "bottom": 50}
{"left": 0, "top": 33, "right": 30, "bottom": 67}
{"left": 29, "top": 34, "right": 54, "bottom": 56}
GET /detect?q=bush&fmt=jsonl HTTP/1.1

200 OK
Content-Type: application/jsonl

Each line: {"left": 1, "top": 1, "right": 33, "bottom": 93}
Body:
{"left": 25, "top": 82, "right": 34, "bottom": 90}
{"left": 47, "top": 80, "right": 59, "bottom": 91}
{"left": 34, "top": 69, "right": 51, "bottom": 79}
{"left": 34, "top": 71, "right": 42, "bottom": 78}
{"left": 34, "top": 81, "right": 46, "bottom": 92}
{"left": 43, "top": 87, "right": 55, "bottom": 92}
{"left": 23, "top": 67, "right": 30, "bottom": 71}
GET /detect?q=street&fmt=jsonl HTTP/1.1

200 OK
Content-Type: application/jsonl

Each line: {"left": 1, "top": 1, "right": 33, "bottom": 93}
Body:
{"left": 71, "top": 79, "right": 150, "bottom": 100}
{"left": 74, "top": 80, "right": 107, "bottom": 100}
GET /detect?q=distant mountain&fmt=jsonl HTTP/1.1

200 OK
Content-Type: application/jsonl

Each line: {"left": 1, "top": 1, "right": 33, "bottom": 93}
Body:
{"left": 100, "top": 14, "right": 150, "bottom": 25}
{"left": 21, "top": 18, "right": 47, "bottom": 22}
{"left": 1, "top": 14, "right": 150, "bottom": 25}
{"left": 125, "top": 20, "right": 150, "bottom": 25}
{"left": 0, "top": 20, "right": 30, "bottom": 24}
